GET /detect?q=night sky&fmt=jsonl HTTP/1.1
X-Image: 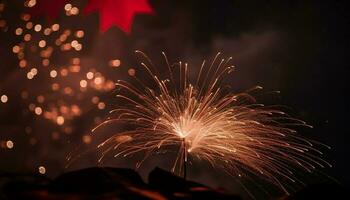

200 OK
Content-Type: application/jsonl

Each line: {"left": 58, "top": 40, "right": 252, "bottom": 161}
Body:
{"left": 0, "top": 0, "right": 349, "bottom": 199}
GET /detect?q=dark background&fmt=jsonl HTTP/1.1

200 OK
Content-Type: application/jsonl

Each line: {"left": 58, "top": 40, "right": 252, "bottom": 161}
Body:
{"left": 0, "top": 0, "right": 349, "bottom": 199}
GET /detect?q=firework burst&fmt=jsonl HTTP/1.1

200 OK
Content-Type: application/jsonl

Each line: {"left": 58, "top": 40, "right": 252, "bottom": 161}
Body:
{"left": 93, "top": 51, "right": 331, "bottom": 193}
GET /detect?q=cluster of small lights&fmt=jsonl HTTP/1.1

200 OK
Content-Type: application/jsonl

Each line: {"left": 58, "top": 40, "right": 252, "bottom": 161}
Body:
{"left": 13, "top": 3, "right": 85, "bottom": 75}
{"left": 19, "top": 60, "right": 117, "bottom": 127}
{"left": 64, "top": 4, "right": 79, "bottom": 16}
{"left": 27, "top": 101, "right": 82, "bottom": 126}
{"left": 8, "top": 2, "right": 118, "bottom": 132}
{"left": 0, "top": 1, "right": 136, "bottom": 175}
{"left": 27, "top": 68, "right": 38, "bottom": 79}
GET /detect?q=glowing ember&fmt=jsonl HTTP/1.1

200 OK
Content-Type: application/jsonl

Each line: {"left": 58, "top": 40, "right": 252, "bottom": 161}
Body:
{"left": 1, "top": 95, "right": 8, "bottom": 103}
{"left": 38, "top": 166, "right": 46, "bottom": 174}
{"left": 6, "top": 140, "right": 14, "bottom": 149}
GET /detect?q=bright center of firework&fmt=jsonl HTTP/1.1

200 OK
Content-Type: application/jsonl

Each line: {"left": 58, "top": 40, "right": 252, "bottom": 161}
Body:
{"left": 175, "top": 129, "right": 188, "bottom": 138}
{"left": 173, "top": 116, "right": 196, "bottom": 138}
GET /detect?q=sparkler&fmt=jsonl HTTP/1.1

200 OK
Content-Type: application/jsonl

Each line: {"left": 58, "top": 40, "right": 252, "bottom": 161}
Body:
{"left": 94, "top": 51, "right": 331, "bottom": 193}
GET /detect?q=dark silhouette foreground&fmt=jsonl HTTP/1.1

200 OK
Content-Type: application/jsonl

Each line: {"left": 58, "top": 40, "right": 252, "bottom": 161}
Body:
{"left": 0, "top": 167, "right": 345, "bottom": 200}
{"left": 0, "top": 167, "right": 240, "bottom": 200}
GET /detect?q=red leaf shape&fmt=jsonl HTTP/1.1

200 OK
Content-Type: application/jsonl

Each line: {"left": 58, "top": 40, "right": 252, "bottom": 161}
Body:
{"left": 84, "top": 0, "right": 154, "bottom": 33}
